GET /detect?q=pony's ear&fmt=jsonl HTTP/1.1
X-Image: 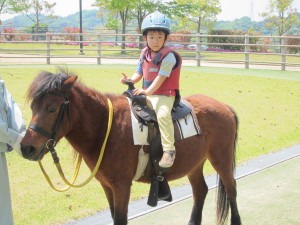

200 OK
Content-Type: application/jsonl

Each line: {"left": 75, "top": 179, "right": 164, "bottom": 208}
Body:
{"left": 64, "top": 75, "right": 77, "bottom": 89}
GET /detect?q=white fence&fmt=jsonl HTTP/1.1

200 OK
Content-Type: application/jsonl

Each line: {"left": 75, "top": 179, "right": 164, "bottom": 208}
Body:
{"left": 0, "top": 32, "right": 299, "bottom": 70}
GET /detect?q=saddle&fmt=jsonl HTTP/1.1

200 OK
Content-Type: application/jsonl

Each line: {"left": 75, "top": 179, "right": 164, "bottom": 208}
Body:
{"left": 123, "top": 80, "right": 191, "bottom": 207}
{"left": 123, "top": 80, "right": 192, "bottom": 125}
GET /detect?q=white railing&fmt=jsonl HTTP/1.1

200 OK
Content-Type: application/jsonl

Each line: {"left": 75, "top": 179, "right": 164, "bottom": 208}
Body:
{"left": 0, "top": 32, "right": 299, "bottom": 70}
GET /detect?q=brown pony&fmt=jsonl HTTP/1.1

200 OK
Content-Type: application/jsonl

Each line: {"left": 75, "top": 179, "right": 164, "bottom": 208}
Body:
{"left": 20, "top": 70, "right": 241, "bottom": 225}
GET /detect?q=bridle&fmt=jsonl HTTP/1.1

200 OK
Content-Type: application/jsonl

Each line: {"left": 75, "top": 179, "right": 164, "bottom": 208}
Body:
{"left": 28, "top": 92, "right": 70, "bottom": 162}
{"left": 28, "top": 92, "right": 114, "bottom": 192}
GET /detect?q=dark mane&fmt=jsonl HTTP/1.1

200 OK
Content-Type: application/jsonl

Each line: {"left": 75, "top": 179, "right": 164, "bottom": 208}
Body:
{"left": 27, "top": 68, "right": 77, "bottom": 101}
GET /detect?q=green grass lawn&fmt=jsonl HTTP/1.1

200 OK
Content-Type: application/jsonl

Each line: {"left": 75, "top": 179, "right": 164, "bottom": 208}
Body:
{"left": 0, "top": 65, "right": 299, "bottom": 225}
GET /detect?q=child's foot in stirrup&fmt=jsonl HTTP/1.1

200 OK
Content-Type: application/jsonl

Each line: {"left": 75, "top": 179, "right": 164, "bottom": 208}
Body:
{"left": 159, "top": 150, "right": 176, "bottom": 168}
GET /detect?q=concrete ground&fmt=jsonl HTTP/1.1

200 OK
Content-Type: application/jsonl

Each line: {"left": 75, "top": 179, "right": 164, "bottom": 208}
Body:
{"left": 129, "top": 156, "right": 300, "bottom": 225}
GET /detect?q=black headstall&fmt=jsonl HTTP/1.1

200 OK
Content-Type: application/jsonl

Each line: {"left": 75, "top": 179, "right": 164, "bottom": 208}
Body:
{"left": 28, "top": 92, "right": 70, "bottom": 162}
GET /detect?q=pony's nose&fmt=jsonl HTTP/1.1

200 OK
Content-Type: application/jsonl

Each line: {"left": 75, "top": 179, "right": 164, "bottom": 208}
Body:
{"left": 20, "top": 144, "right": 36, "bottom": 160}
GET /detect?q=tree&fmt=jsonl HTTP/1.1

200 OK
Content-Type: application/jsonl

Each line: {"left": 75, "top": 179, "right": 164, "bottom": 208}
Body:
{"left": 172, "top": 0, "right": 221, "bottom": 33}
{"left": 0, "top": 0, "right": 23, "bottom": 17}
{"left": 0, "top": 0, "right": 20, "bottom": 14}
{"left": 0, "top": 0, "right": 9, "bottom": 15}
{"left": 95, "top": 0, "right": 138, "bottom": 54}
{"left": 261, "top": 0, "right": 299, "bottom": 35}
{"left": 1, "top": 0, "right": 30, "bottom": 30}
{"left": 100, "top": 11, "right": 120, "bottom": 44}
{"left": 132, "top": 0, "right": 163, "bottom": 48}
{"left": 13, "top": 0, "right": 56, "bottom": 40}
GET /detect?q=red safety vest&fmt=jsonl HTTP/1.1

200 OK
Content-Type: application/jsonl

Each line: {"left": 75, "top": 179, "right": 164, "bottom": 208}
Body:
{"left": 141, "top": 46, "right": 182, "bottom": 96}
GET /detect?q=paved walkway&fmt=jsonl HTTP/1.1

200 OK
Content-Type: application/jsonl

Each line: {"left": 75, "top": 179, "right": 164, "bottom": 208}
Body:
{"left": 129, "top": 155, "right": 300, "bottom": 225}
{"left": 1, "top": 53, "right": 300, "bottom": 71}
{"left": 65, "top": 144, "right": 300, "bottom": 225}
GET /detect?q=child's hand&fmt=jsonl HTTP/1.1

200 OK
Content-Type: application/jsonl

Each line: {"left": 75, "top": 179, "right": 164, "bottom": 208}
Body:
{"left": 120, "top": 73, "right": 128, "bottom": 84}
{"left": 133, "top": 88, "right": 147, "bottom": 96}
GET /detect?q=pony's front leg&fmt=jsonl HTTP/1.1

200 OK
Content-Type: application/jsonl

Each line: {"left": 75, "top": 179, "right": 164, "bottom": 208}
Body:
{"left": 101, "top": 183, "right": 115, "bottom": 219}
{"left": 112, "top": 181, "right": 132, "bottom": 225}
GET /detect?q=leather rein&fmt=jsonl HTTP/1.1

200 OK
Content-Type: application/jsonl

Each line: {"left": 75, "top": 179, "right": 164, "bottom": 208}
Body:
{"left": 29, "top": 93, "right": 114, "bottom": 192}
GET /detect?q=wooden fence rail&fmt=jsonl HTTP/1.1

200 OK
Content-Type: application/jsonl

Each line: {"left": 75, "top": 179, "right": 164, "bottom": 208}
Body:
{"left": 0, "top": 33, "right": 299, "bottom": 70}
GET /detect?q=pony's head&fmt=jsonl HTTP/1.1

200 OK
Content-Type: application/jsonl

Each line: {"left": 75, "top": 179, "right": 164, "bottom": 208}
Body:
{"left": 21, "top": 70, "right": 77, "bottom": 161}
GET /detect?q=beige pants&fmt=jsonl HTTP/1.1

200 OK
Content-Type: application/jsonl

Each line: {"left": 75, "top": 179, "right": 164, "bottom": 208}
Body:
{"left": 147, "top": 95, "right": 175, "bottom": 152}
{"left": 0, "top": 153, "right": 14, "bottom": 225}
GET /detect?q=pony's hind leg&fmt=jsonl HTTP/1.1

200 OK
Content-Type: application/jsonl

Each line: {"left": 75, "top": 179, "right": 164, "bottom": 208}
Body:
{"left": 209, "top": 154, "right": 241, "bottom": 225}
{"left": 217, "top": 175, "right": 241, "bottom": 225}
{"left": 207, "top": 110, "right": 241, "bottom": 224}
{"left": 228, "top": 181, "right": 241, "bottom": 225}
{"left": 187, "top": 161, "right": 208, "bottom": 225}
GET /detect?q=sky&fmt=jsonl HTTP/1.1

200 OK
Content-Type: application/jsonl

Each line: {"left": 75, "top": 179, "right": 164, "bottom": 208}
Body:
{"left": 1, "top": 0, "right": 300, "bottom": 22}
{"left": 219, "top": 0, "right": 300, "bottom": 21}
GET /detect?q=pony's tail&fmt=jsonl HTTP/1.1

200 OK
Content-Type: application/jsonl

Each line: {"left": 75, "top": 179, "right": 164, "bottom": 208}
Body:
{"left": 216, "top": 106, "right": 239, "bottom": 225}
{"left": 216, "top": 179, "right": 229, "bottom": 225}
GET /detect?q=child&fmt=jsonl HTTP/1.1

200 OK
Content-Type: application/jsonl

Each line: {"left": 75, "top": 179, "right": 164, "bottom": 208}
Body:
{"left": 121, "top": 11, "right": 182, "bottom": 168}
{"left": 0, "top": 79, "right": 26, "bottom": 225}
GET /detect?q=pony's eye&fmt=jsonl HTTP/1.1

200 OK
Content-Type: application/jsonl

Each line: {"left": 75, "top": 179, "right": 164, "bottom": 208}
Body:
{"left": 48, "top": 106, "right": 57, "bottom": 113}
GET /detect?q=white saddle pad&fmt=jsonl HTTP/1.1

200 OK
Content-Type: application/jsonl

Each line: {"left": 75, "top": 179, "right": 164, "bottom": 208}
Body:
{"left": 128, "top": 98, "right": 201, "bottom": 145}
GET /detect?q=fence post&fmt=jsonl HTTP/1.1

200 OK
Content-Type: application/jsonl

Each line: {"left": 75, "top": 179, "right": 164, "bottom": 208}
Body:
{"left": 97, "top": 34, "right": 101, "bottom": 65}
{"left": 46, "top": 33, "right": 50, "bottom": 65}
{"left": 244, "top": 34, "right": 249, "bottom": 69}
{"left": 281, "top": 35, "right": 286, "bottom": 71}
{"left": 196, "top": 33, "right": 201, "bottom": 67}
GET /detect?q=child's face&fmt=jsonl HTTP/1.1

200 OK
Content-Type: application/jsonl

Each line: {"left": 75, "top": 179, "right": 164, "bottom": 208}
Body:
{"left": 145, "top": 30, "right": 167, "bottom": 52}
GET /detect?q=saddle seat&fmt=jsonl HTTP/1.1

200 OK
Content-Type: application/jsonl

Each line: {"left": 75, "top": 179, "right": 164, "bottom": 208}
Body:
{"left": 123, "top": 80, "right": 191, "bottom": 125}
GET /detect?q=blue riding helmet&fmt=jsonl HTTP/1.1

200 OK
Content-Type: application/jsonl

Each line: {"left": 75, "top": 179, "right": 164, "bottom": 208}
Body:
{"left": 141, "top": 11, "right": 171, "bottom": 34}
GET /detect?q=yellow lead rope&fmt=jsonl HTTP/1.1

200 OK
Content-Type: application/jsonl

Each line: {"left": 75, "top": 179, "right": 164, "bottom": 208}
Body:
{"left": 38, "top": 154, "right": 82, "bottom": 192}
{"left": 39, "top": 98, "right": 113, "bottom": 192}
